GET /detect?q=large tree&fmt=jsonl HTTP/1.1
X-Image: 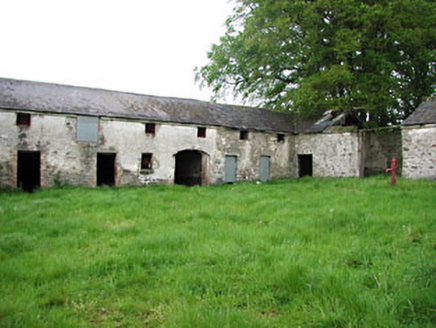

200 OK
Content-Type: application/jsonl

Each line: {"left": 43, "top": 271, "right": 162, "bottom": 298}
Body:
{"left": 198, "top": 0, "right": 436, "bottom": 126}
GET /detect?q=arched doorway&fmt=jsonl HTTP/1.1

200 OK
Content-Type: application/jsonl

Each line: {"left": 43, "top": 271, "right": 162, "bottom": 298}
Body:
{"left": 175, "top": 150, "right": 209, "bottom": 186}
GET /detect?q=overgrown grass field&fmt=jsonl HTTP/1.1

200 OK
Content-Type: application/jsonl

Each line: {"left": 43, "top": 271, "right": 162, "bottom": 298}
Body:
{"left": 1, "top": 178, "right": 435, "bottom": 327}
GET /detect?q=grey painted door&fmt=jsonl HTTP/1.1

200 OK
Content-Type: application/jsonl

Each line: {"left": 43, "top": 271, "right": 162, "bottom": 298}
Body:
{"left": 224, "top": 155, "right": 237, "bottom": 183}
{"left": 260, "top": 156, "right": 270, "bottom": 182}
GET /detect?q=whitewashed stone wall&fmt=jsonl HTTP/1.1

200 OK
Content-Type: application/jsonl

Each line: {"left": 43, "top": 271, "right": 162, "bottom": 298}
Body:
{"left": 0, "top": 109, "right": 294, "bottom": 188}
{"left": 402, "top": 125, "right": 436, "bottom": 179}
{"left": 0, "top": 111, "right": 16, "bottom": 187}
{"left": 295, "top": 132, "right": 361, "bottom": 177}
{"left": 0, "top": 111, "right": 95, "bottom": 188}
{"left": 99, "top": 118, "right": 219, "bottom": 185}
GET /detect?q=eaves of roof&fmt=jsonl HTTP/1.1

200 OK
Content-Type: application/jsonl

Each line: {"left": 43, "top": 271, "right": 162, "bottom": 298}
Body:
{"left": 0, "top": 77, "right": 297, "bottom": 133}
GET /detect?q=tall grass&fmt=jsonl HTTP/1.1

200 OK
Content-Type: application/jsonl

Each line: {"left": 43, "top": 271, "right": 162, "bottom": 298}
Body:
{"left": 0, "top": 177, "right": 435, "bottom": 327}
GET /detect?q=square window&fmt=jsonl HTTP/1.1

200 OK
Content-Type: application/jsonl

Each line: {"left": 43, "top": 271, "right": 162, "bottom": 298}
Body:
{"left": 141, "top": 153, "right": 153, "bottom": 170}
{"left": 16, "top": 113, "right": 31, "bottom": 127}
{"left": 197, "top": 127, "right": 206, "bottom": 138}
{"left": 277, "top": 134, "right": 285, "bottom": 142}
{"left": 240, "top": 130, "right": 249, "bottom": 140}
{"left": 145, "top": 123, "right": 156, "bottom": 135}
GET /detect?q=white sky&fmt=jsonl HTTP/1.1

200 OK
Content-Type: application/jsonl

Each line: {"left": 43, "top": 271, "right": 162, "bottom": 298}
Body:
{"left": 0, "top": 0, "right": 236, "bottom": 103}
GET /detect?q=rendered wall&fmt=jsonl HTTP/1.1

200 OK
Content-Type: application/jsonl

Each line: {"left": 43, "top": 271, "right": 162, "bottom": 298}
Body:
{"left": 99, "top": 118, "right": 219, "bottom": 185}
{"left": 402, "top": 125, "right": 436, "bottom": 179}
{"left": 295, "top": 132, "right": 361, "bottom": 177}
{"left": 0, "top": 111, "right": 96, "bottom": 188}
{"left": 0, "top": 109, "right": 294, "bottom": 188}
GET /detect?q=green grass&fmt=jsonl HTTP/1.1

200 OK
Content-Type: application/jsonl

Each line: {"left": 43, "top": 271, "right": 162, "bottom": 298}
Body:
{"left": 0, "top": 177, "right": 435, "bottom": 327}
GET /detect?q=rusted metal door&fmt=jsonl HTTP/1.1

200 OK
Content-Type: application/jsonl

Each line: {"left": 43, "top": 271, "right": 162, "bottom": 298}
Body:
{"left": 224, "top": 155, "right": 237, "bottom": 183}
{"left": 260, "top": 156, "right": 270, "bottom": 182}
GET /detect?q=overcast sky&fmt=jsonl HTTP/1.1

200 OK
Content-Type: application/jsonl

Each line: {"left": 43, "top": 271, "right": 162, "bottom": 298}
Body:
{"left": 0, "top": 0, "right": 235, "bottom": 103}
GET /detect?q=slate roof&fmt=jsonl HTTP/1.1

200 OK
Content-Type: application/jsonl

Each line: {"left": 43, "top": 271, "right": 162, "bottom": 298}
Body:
{"left": 0, "top": 77, "right": 297, "bottom": 133}
{"left": 402, "top": 97, "right": 436, "bottom": 126}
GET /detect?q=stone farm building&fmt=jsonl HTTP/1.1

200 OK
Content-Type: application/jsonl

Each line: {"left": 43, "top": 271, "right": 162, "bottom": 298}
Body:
{"left": 401, "top": 98, "right": 436, "bottom": 180}
{"left": 0, "top": 78, "right": 434, "bottom": 191}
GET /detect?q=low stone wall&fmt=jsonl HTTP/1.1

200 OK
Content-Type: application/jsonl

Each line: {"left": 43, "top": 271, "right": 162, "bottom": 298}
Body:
{"left": 402, "top": 125, "right": 436, "bottom": 179}
{"left": 360, "top": 127, "right": 402, "bottom": 176}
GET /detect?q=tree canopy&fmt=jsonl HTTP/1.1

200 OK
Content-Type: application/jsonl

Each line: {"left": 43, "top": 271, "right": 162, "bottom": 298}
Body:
{"left": 197, "top": 0, "right": 436, "bottom": 126}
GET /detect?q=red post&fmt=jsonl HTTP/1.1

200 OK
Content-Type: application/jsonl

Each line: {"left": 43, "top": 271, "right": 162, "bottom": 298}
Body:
{"left": 386, "top": 157, "right": 397, "bottom": 186}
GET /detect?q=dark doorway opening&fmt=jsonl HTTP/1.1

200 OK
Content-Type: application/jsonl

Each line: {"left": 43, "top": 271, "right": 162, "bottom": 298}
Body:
{"left": 175, "top": 150, "right": 203, "bottom": 186}
{"left": 97, "top": 153, "right": 116, "bottom": 186}
{"left": 17, "top": 151, "right": 40, "bottom": 192}
{"left": 298, "top": 154, "right": 313, "bottom": 177}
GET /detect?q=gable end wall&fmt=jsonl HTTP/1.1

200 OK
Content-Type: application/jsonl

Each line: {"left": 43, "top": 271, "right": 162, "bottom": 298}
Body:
{"left": 402, "top": 125, "right": 436, "bottom": 179}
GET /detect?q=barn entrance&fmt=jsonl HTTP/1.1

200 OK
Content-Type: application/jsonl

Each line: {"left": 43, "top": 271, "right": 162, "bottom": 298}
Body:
{"left": 175, "top": 150, "right": 208, "bottom": 186}
{"left": 298, "top": 154, "right": 313, "bottom": 177}
{"left": 17, "top": 151, "right": 41, "bottom": 192}
{"left": 97, "top": 153, "right": 116, "bottom": 186}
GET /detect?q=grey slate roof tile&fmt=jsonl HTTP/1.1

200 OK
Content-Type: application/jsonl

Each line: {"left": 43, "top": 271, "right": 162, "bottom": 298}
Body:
{"left": 0, "top": 77, "right": 297, "bottom": 133}
{"left": 402, "top": 98, "right": 436, "bottom": 126}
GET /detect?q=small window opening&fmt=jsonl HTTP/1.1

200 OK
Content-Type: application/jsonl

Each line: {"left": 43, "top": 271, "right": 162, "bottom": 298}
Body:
{"left": 240, "top": 130, "right": 249, "bottom": 140}
{"left": 16, "top": 113, "right": 31, "bottom": 127}
{"left": 197, "top": 127, "right": 206, "bottom": 138}
{"left": 145, "top": 123, "right": 156, "bottom": 135}
{"left": 277, "top": 134, "right": 285, "bottom": 142}
{"left": 141, "top": 153, "right": 153, "bottom": 170}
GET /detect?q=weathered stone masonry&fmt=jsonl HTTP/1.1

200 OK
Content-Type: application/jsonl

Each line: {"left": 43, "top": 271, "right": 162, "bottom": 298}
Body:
{"left": 360, "top": 127, "right": 403, "bottom": 177}
{"left": 1, "top": 78, "right": 434, "bottom": 190}
{"left": 0, "top": 109, "right": 293, "bottom": 188}
{"left": 295, "top": 132, "right": 361, "bottom": 178}
{"left": 0, "top": 78, "right": 304, "bottom": 189}
{"left": 1, "top": 107, "right": 403, "bottom": 188}
{"left": 402, "top": 125, "right": 436, "bottom": 179}
{"left": 401, "top": 97, "right": 436, "bottom": 180}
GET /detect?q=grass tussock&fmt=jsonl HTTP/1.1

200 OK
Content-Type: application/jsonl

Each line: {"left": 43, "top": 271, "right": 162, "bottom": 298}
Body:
{"left": 0, "top": 177, "right": 435, "bottom": 327}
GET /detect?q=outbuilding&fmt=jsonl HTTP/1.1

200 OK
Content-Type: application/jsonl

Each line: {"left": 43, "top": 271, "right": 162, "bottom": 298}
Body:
{"left": 402, "top": 97, "right": 436, "bottom": 179}
{"left": 0, "top": 77, "right": 429, "bottom": 191}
